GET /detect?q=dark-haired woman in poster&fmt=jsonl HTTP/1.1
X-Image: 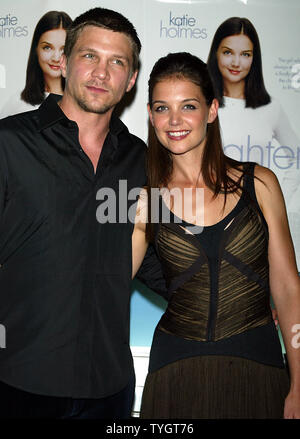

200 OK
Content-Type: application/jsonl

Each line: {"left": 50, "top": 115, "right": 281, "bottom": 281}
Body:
{"left": 0, "top": 11, "right": 72, "bottom": 118}
{"left": 207, "top": 17, "right": 300, "bottom": 211}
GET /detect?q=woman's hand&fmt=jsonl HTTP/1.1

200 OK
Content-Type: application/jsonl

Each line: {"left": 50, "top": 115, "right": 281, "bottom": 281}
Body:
{"left": 284, "top": 389, "right": 300, "bottom": 419}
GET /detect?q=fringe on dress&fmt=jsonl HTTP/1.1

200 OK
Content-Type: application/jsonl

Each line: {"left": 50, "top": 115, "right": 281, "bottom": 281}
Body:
{"left": 140, "top": 355, "right": 290, "bottom": 419}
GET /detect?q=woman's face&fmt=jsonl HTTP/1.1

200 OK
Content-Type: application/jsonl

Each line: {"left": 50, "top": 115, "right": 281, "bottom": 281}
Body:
{"left": 216, "top": 34, "right": 253, "bottom": 85}
{"left": 36, "top": 28, "right": 66, "bottom": 79}
{"left": 148, "top": 77, "right": 218, "bottom": 156}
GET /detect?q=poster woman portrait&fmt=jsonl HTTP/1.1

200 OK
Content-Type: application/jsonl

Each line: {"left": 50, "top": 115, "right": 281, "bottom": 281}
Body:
{"left": 207, "top": 17, "right": 300, "bottom": 209}
{"left": 0, "top": 10, "right": 72, "bottom": 117}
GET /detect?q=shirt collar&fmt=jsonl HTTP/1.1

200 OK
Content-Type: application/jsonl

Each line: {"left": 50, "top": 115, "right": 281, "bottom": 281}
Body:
{"left": 109, "top": 111, "right": 128, "bottom": 137}
{"left": 37, "top": 94, "right": 128, "bottom": 138}
{"left": 37, "top": 94, "right": 67, "bottom": 132}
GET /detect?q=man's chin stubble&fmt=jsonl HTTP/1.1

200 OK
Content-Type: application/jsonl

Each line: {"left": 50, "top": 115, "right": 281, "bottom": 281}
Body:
{"left": 76, "top": 97, "right": 111, "bottom": 115}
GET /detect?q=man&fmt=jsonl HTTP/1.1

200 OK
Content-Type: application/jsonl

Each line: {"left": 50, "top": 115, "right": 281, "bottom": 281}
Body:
{"left": 0, "top": 7, "right": 164, "bottom": 419}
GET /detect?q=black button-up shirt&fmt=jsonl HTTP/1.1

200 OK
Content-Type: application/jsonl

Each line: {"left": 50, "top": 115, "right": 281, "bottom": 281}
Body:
{"left": 0, "top": 94, "right": 147, "bottom": 398}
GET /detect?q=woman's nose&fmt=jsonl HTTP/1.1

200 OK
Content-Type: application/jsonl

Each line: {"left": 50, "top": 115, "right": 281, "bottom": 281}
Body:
{"left": 231, "top": 54, "right": 240, "bottom": 67}
{"left": 51, "top": 49, "right": 61, "bottom": 63}
{"left": 169, "top": 109, "right": 182, "bottom": 126}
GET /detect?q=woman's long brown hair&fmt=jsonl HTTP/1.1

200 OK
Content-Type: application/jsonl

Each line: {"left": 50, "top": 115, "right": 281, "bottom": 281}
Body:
{"left": 146, "top": 52, "right": 246, "bottom": 242}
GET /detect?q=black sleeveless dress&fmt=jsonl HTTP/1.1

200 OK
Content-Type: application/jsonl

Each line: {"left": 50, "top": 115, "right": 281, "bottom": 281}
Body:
{"left": 140, "top": 163, "right": 290, "bottom": 419}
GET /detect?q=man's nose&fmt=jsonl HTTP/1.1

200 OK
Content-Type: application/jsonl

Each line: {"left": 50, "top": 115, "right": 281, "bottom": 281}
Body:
{"left": 92, "top": 60, "right": 110, "bottom": 80}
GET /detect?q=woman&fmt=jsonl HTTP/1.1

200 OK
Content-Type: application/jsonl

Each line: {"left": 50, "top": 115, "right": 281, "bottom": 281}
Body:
{"left": 207, "top": 17, "right": 300, "bottom": 208}
{"left": 21, "top": 10, "right": 72, "bottom": 105}
{"left": 132, "top": 52, "right": 300, "bottom": 418}
{"left": 0, "top": 11, "right": 72, "bottom": 117}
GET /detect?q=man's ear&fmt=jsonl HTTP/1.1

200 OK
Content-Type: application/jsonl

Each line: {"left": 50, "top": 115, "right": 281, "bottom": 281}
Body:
{"left": 126, "top": 70, "right": 138, "bottom": 93}
{"left": 60, "top": 54, "right": 67, "bottom": 79}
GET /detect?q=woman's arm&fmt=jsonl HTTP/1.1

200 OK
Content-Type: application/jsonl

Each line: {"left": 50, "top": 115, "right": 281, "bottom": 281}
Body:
{"left": 133, "top": 189, "right": 169, "bottom": 299}
{"left": 132, "top": 188, "right": 148, "bottom": 279}
{"left": 255, "top": 165, "right": 300, "bottom": 419}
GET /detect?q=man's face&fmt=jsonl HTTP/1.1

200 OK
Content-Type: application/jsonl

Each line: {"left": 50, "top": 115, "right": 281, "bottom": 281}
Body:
{"left": 60, "top": 26, "right": 137, "bottom": 114}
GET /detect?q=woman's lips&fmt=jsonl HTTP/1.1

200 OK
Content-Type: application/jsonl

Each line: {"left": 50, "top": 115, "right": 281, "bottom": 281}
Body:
{"left": 49, "top": 65, "right": 60, "bottom": 71}
{"left": 228, "top": 69, "right": 241, "bottom": 75}
{"left": 166, "top": 130, "right": 190, "bottom": 140}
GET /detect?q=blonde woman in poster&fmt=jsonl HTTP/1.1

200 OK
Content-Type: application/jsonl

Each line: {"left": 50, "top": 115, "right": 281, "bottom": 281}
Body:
{"left": 132, "top": 52, "right": 300, "bottom": 419}
{"left": 207, "top": 17, "right": 300, "bottom": 211}
{"left": 0, "top": 11, "right": 72, "bottom": 118}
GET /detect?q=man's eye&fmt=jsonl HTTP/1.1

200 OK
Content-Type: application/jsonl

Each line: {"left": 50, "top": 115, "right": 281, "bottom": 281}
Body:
{"left": 84, "top": 53, "right": 94, "bottom": 59}
{"left": 112, "top": 59, "right": 124, "bottom": 66}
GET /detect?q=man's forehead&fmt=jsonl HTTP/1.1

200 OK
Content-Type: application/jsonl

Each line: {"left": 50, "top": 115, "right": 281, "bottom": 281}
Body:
{"left": 74, "top": 25, "right": 133, "bottom": 51}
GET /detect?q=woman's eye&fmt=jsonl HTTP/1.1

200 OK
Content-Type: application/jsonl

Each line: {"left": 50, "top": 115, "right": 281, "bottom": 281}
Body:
{"left": 183, "top": 104, "right": 196, "bottom": 110}
{"left": 154, "top": 105, "right": 168, "bottom": 112}
{"left": 42, "top": 45, "right": 51, "bottom": 51}
{"left": 242, "top": 52, "right": 251, "bottom": 57}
